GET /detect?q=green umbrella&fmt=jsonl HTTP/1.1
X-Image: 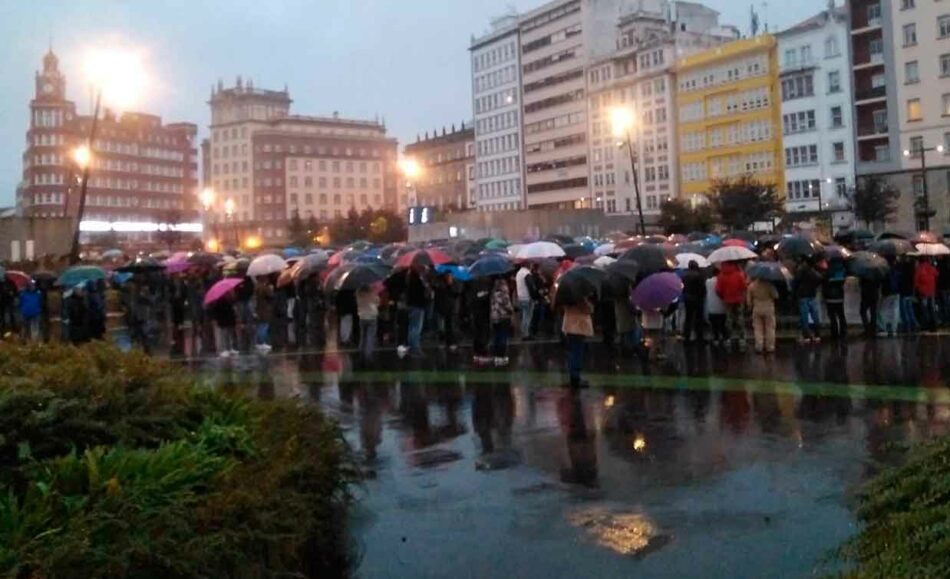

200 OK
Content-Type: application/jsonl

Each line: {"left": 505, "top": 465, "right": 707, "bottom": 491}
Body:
{"left": 56, "top": 265, "right": 106, "bottom": 287}
{"left": 484, "top": 239, "right": 508, "bottom": 250}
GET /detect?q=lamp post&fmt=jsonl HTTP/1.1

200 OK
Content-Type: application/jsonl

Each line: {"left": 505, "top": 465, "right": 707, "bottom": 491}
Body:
{"left": 224, "top": 198, "right": 235, "bottom": 250}
{"left": 611, "top": 107, "right": 646, "bottom": 235}
{"left": 68, "top": 92, "right": 100, "bottom": 264}
{"left": 903, "top": 142, "right": 945, "bottom": 231}
{"left": 399, "top": 157, "right": 422, "bottom": 223}
{"left": 199, "top": 187, "right": 215, "bottom": 248}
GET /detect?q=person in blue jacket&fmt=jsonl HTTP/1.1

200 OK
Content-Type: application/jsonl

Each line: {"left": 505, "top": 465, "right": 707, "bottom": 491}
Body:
{"left": 18, "top": 281, "right": 42, "bottom": 341}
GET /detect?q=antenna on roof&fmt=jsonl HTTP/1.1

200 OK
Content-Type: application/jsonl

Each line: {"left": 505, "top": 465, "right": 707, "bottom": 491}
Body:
{"left": 750, "top": 4, "right": 759, "bottom": 36}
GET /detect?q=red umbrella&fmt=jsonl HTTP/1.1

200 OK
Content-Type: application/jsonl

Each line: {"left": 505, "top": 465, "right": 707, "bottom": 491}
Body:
{"left": 203, "top": 277, "right": 244, "bottom": 307}
{"left": 5, "top": 271, "right": 31, "bottom": 290}
{"left": 722, "top": 238, "right": 752, "bottom": 248}
{"left": 394, "top": 248, "right": 452, "bottom": 269}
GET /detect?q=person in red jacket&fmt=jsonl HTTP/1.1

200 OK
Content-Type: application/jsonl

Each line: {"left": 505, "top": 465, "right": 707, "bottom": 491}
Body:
{"left": 915, "top": 258, "right": 939, "bottom": 330}
{"left": 715, "top": 261, "right": 749, "bottom": 350}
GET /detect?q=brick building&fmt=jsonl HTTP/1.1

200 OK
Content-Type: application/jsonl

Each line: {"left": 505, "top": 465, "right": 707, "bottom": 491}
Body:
{"left": 16, "top": 50, "right": 199, "bottom": 235}
{"left": 402, "top": 124, "right": 476, "bottom": 211}
{"left": 206, "top": 79, "right": 399, "bottom": 247}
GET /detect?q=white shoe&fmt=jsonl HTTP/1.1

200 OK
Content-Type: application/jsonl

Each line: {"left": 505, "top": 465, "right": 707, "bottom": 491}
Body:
{"left": 219, "top": 350, "right": 231, "bottom": 358}
{"left": 397, "top": 345, "right": 408, "bottom": 356}
{"left": 229, "top": 349, "right": 240, "bottom": 356}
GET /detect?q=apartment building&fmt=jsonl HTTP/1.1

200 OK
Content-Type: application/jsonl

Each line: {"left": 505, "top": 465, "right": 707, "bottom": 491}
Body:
{"left": 675, "top": 35, "right": 784, "bottom": 201}
{"left": 403, "top": 124, "right": 476, "bottom": 211}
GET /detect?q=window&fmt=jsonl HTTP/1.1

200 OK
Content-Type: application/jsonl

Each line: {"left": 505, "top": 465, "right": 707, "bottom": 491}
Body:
{"left": 831, "top": 106, "right": 844, "bottom": 128}
{"left": 908, "top": 98, "right": 922, "bottom": 121}
{"left": 833, "top": 142, "right": 845, "bottom": 162}
{"left": 903, "top": 24, "right": 917, "bottom": 46}
{"left": 784, "top": 48, "right": 797, "bottom": 67}
{"left": 825, "top": 36, "right": 839, "bottom": 58}
{"left": 910, "top": 136, "right": 924, "bottom": 156}
{"left": 940, "top": 15, "right": 950, "bottom": 38}
{"left": 828, "top": 70, "right": 841, "bottom": 93}
{"left": 901, "top": 0, "right": 914, "bottom": 9}
{"left": 784, "top": 144, "right": 819, "bottom": 167}
{"left": 942, "top": 54, "right": 950, "bottom": 77}
{"left": 944, "top": 94, "right": 950, "bottom": 116}
{"left": 781, "top": 74, "right": 814, "bottom": 101}
{"left": 906, "top": 60, "right": 920, "bottom": 84}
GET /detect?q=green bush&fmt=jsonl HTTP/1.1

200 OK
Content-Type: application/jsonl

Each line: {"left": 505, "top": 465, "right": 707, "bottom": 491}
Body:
{"left": 0, "top": 342, "right": 358, "bottom": 578}
{"left": 834, "top": 436, "right": 950, "bottom": 578}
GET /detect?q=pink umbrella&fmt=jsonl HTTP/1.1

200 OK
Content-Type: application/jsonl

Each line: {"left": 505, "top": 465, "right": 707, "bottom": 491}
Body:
{"left": 394, "top": 248, "right": 452, "bottom": 269}
{"left": 164, "top": 259, "right": 191, "bottom": 275}
{"left": 203, "top": 277, "right": 244, "bottom": 307}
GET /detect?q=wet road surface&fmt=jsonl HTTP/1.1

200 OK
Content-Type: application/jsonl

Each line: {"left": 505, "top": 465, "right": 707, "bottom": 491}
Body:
{"left": 188, "top": 336, "right": 950, "bottom": 578}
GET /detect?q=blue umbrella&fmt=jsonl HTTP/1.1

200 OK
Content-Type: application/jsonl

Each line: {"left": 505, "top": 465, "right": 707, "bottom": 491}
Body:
{"left": 282, "top": 247, "right": 303, "bottom": 258}
{"left": 353, "top": 253, "right": 384, "bottom": 264}
{"left": 435, "top": 264, "right": 472, "bottom": 282}
{"left": 468, "top": 255, "right": 514, "bottom": 278}
{"left": 56, "top": 265, "right": 106, "bottom": 287}
{"left": 112, "top": 272, "right": 134, "bottom": 285}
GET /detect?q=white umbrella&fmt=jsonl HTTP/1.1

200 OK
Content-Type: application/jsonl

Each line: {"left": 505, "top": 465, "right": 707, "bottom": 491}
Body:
{"left": 708, "top": 246, "right": 757, "bottom": 264}
{"left": 594, "top": 243, "right": 616, "bottom": 256}
{"left": 593, "top": 256, "right": 617, "bottom": 269}
{"left": 915, "top": 243, "right": 950, "bottom": 256}
{"left": 513, "top": 241, "right": 566, "bottom": 260}
{"left": 675, "top": 253, "right": 709, "bottom": 269}
{"left": 506, "top": 243, "right": 526, "bottom": 258}
{"left": 247, "top": 254, "right": 287, "bottom": 277}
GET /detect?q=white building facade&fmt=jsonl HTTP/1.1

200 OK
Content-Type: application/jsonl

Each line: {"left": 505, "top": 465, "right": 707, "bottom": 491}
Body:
{"left": 777, "top": 6, "right": 856, "bottom": 229}
{"left": 470, "top": 15, "right": 525, "bottom": 212}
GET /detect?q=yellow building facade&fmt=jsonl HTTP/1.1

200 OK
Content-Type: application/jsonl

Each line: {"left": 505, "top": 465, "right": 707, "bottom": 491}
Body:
{"left": 675, "top": 35, "right": 783, "bottom": 201}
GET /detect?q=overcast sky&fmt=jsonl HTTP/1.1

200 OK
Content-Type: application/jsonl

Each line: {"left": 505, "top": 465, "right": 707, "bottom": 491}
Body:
{"left": 0, "top": 0, "right": 826, "bottom": 206}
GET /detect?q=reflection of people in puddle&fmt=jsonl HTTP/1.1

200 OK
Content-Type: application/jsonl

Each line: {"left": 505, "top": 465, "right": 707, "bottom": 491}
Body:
{"left": 256, "top": 356, "right": 275, "bottom": 400}
{"left": 398, "top": 379, "right": 432, "bottom": 449}
{"left": 558, "top": 391, "right": 598, "bottom": 486}
{"left": 358, "top": 382, "right": 387, "bottom": 462}
{"left": 471, "top": 382, "right": 517, "bottom": 470}
{"left": 472, "top": 384, "right": 494, "bottom": 453}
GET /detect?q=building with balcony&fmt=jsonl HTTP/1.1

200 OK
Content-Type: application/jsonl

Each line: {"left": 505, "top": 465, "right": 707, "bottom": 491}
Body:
{"left": 777, "top": 6, "right": 856, "bottom": 230}
{"left": 403, "top": 124, "right": 476, "bottom": 211}
{"left": 675, "top": 35, "right": 784, "bottom": 202}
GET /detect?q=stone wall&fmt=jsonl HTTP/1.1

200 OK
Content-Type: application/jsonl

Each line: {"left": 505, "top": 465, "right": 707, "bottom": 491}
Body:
{"left": 0, "top": 216, "right": 74, "bottom": 262}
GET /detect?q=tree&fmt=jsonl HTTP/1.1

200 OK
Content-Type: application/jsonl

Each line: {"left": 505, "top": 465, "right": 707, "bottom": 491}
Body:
{"left": 306, "top": 214, "right": 319, "bottom": 239}
{"left": 709, "top": 175, "right": 783, "bottom": 231}
{"left": 326, "top": 208, "right": 407, "bottom": 245}
{"left": 657, "top": 199, "right": 694, "bottom": 234}
{"left": 288, "top": 209, "right": 309, "bottom": 247}
{"left": 850, "top": 176, "right": 899, "bottom": 229}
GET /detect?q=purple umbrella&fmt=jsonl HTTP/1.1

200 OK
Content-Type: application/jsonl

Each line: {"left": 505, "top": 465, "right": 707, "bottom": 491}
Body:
{"left": 203, "top": 277, "right": 244, "bottom": 307}
{"left": 164, "top": 258, "right": 191, "bottom": 275}
{"left": 631, "top": 272, "right": 683, "bottom": 311}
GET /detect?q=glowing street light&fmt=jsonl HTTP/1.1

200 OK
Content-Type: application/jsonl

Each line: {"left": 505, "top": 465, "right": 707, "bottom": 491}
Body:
{"left": 72, "top": 145, "right": 92, "bottom": 169}
{"left": 199, "top": 187, "right": 215, "bottom": 210}
{"left": 610, "top": 106, "right": 635, "bottom": 139}
{"left": 610, "top": 106, "right": 646, "bottom": 235}
{"left": 399, "top": 158, "right": 422, "bottom": 208}
{"left": 224, "top": 198, "right": 235, "bottom": 217}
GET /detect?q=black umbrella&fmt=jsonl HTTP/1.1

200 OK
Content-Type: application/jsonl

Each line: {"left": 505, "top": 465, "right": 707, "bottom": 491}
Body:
{"left": 687, "top": 231, "right": 713, "bottom": 242}
{"left": 746, "top": 261, "right": 792, "bottom": 284}
{"left": 824, "top": 244, "right": 852, "bottom": 261}
{"left": 617, "top": 245, "right": 675, "bottom": 276}
{"left": 469, "top": 254, "right": 514, "bottom": 278}
{"left": 775, "top": 236, "right": 824, "bottom": 260}
{"left": 322, "top": 263, "right": 353, "bottom": 295}
{"left": 727, "top": 230, "right": 757, "bottom": 242}
{"left": 336, "top": 263, "right": 392, "bottom": 291}
{"left": 877, "top": 231, "right": 909, "bottom": 241}
{"left": 605, "top": 258, "right": 640, "bottom": 284}
{"left": 562, "top": 243, "right": 592, "bottom": 259}
{"left": 848, "top": 251, "right": 890, "bottom": 280}
{"left": 602, "top": 259, "right": 640, "bottom": 299}
{"left": 544, "top": 233, "right": 575, "bottom": 246}
{"left": 554, "top": 266, "right": 607, "bottom": 306}
{"left": 188, "top": 252, "right": 221, "bottom": 266}
{"left": 675, "top": 242, "right": 714, "bottom": 256}
{"left": 116, "top": 257, "right": 165, "bottom": 273}
{"left": 869, "top": 239, "right": 913, "bottom": 258}
{"left": 834, "top": 229, "right": 874, "bottom": 244}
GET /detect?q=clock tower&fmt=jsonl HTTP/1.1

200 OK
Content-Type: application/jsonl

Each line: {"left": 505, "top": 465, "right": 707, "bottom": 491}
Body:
{"left": 34, "top": 49, "right": 66, "bottom": 101}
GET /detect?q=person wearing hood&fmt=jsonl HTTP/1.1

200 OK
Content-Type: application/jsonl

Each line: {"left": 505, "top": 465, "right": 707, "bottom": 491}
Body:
{"left": 794, "top": 258, "right": 824, "bottom": 343}
{"left": 715, "top": 261, "right": 748, "bottom": 350}
{"left": 18, "top": 282, "right": 42, "bottom": 341}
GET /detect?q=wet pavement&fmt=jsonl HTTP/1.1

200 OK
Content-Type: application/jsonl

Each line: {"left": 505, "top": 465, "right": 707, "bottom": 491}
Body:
{"left": 185, "top": 336, "right": 950, "bottom": 578}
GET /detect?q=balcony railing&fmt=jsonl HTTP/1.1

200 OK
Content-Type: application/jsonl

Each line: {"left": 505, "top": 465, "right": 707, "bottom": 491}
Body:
{"left": 855, "top": 85, "right": 886, "bottom": 101}
{"left": 857, "top": 122, "right": 888, "bottom": 137}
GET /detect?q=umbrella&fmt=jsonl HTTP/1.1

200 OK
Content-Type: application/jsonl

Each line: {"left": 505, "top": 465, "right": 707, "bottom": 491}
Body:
{"left": 604, "top": 230, "right": 630, "bottom": 242}
{"left": 468, "top": 254, "right": 514, "bottom": 278}
{"left": 617, "top": 245, "right": 675, "bottom": 275}
{"left": 277, "top": 268, "right": 296, "bottom": 288}
{"left": 667, "top": 234, "right": 687, "bottom": 245}
{"left": 674, "top": 242, "right": 712, "bottom": 256}
{"left": 594, "top": 243, "right": 616, "bottom": 256}
{"left": 746, "top": 261, "right": 792, "bottom": 284}
{"left": 328, "top": 249, "right": 362, "bottom": 267}
{"left": 544, "top": 233, "right": 575, "bottom": 245}
{"left": 101, "top": 248, "right": 124, "bottom": 260}
{"left": 614, "top": 237, "right": 643, "bottom": 251}
{"left": 824, "top": 245, "right": 852, "bottom": 261}
{"left": 593, "top": 256, "right": 616, "bottom": 269}
{"left": 562, "top": 243, "right": 592, "bottom": 259}
{"left": 164, "top": 259, "right": 192, "bottom": 275}
{"left": 31, "top": 271, "right": 56, "bottom": 289}
{"left": 605, "top": 258, "right": 640, "bottom": 283}
{"left": 5, "top": 271, "right": 31, "bottom": 290}
{"left": 150, "top": 249, "right": 171, "bottom": 260}
{"left": 335, "top": 263, "right": 392, "bottom": 291}
{"left": 247, "top": 254, "right": 287, "bottom": 277}
{"left": 484, "top": 239, "right": 508, "bottom": 251}
{"left": 116, "top": 257, "right": 165, "bottom": 274}
{"left": 188, "top": 252, "right": 222, "bottom": 267}
{"left": 435, "top": 264, "right": 472, "bottom": 282}
{"left": 722, "top": 238, "right": 754, "bottom": 249}
{"left": 282, "top": 247, "right": 303, "bottom": 258}
{"left": 513, "top": 241, "right": 566, "bottom": 260}
{"left": 870, "top": 238, "right": 914, "bottom": 258}
{"left": 644, "top": 235, "right": 669, "bottom": 244}
{"left": 112, "top": 272, "right": 134, "bottom": 285}
{"left": 913, "top": 231, "right": 940, "bottom": 244}
{"left": 287, "top": 252, "right": 329, "bottom": 283}
{"left": 675, "top": 253, "right": 709, "bottom": 269}
{"left": 203, "top": 277, "right": 244, "bottom": 307}
{"left": 915, "top": 243, "right": 950, "bottom": 256}
{"left": 554, "top": 266, "right": 607, "bottom": 306}
{"left": 348, "top": 240, "right": 373, "bottom": 252}
{"left": 574, "top": 254, "right": 598, "bottom": 266}
{"left": 57, "top": 265, "right": 106, "bottom": 288}
{"left": 687, "top": 232, "right": 714, "bottom": 242}
{"left": 707, "top": 246, "right": 757, "bottom": 264}
{"left": 877, "top": 231, "right": 909, "bottom": 241}
{"left": 834, "top": 229, "right": 874, "bottom": 244}
{"left": 394, "top": 248, "right": 452, "bottom": 269}
{"left": 848, "top": 251, "right": 890, "bottom": 281}
{"left": 775, "top": 236, "right": 824, "bottom": 260}
{"left": 631, "top": 272, "right": 683, "bottom": 311}
{"left": 322, "top": 264, "right": 352, "bottom": 294}
{"left": 727, "top": 231, "right": 757, "bottom": 242}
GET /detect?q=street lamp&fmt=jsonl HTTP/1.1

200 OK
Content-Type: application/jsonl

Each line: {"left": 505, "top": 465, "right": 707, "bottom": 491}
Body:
{"left": 199, "top": 187, "right": 215, "bottom": 248}
{"left": 903, "top": 142, "right": 945, "bottom": 231}
{"left": 399, "top": 157, "right": 422, "bottom": 209}
{"left": 224, "top": 198, "right": 236, "bottom": 249}
{"left": 611, "top": 106, "right": 646, "bottom": 235}
{"left": 69, "top": 45, "right": 148, "bottom": 264}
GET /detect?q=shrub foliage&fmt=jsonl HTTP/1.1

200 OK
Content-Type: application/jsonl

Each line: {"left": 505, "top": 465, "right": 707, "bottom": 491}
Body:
{"left": 0, "top": 342, "right": 357, "bottom": 578}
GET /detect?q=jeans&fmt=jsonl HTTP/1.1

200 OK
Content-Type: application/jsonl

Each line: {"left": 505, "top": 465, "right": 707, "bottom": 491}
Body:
{"left": 492, "top": 321, "right": 510, "bottom": 358}
{"left": 567, "top": 334, "right": 585, "bottom": 385}
{"left": 826, "top": 302, "right": 847, "bottom": 338}
{"left": 859, "top": 297, "right": 877, "bottom": 335}
{"left": 919, "top": 296, "right": 937, "bottom": 330}
{"left": 900, "top": 296, "right": 919, "bottom": 332}
{"left": 407, "top": 307, "right": 425, "bottom": 352}
{"left": 359, "top": 319, "right": 377, "bottom": 357}
{"left": 724, "top": 304, "right": 746, "bottom": 343}
{"left": 708, "top": 313, "right": 728, "bottom": 343}
{"left": 519, "top": 300, "right": 533, "bottom": 337}
{"left": 798, "top": 297, "right": 820, "bottom": 339}
{"left": 684, "top": 301, "right": 704, "bottom": 342}
{"left": 532, "top": 300, "right": 547, "bottom": 336}
{"left": 877, "top": 295, "right": 900, "bottom": 334}
{"left": 256, "top": 322, "right": 269, "bottom": 345}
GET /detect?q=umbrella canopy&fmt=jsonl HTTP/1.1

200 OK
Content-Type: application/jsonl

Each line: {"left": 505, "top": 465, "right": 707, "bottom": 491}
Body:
{"left": 378, "top": 243, "right": 408, "bottom": 263}
{"left": 328, "top": 249, "right": 362, "bottom": 267}
{"left": 468, "top": 254, "right": 515, "bottom": 278}
{"left": 617, "top": 245, "right": 675, "bottom": 276}
{"left": 707, "top": 246, "right": 757, "bottom": 264}
{"left": 834, "top": 229, "right": 875, "bottom": 243}
{"left": 674, "top": 242, "right": 712, "bottom": 256}
{"left": 56, "top": 265, "right": 105, "bottom": 288}
{"left": 746, "top": 261, "right": 792, "bottom": 284}
{"left": 31, "top": 271, "right": 56, "bottom": 289}
{"left": 667, "top": 234, "right": 688, "bottom": 245}
{"left": 604, "top": 230, "right": 630, "bottom": 242}
{"left": 824, "top": 245, "right": 852, "bottom": 261}
{"left": 561, "top": 243, "right": 593, "bottom": 259}
{"left": 915, "top": 242, "right": 950, "bottom": 256}
{"left": 687, "top": 232, "right": 714, "bottom": 242}
{"left": 877, "top": 231, "right": 909, "bottom": 240}
{"left": 164, "top": 259, "right": 192, "bottom": 275}
{"left": 675, "top": 253, "right": 710, "bottom": 269}
{"left": 543, "top": 233, "right": 575, "bottom": 245}
{"left": 594, "top": 243, "right": 616, "bottom": 256}
{"left": 722, "top": 238, "right": 754, "bottom": 249}
{"left": 101, "top": 248, "right": 124, "bottom": 260}
{"left": 913, "top": 231, "right": 940, "bottom": 244}
{"left": 434, "top": 264, "right": 472, "bottom": 282}
{"left": 775, "top": 236, "right": 824, "bottom": 260}
{"left": 614, "top": 237, "right": 644, "bottom": 251}
{"left": 282, "top": 247, "right": 304, "bottom": 258}
{"left": 513, "top": 241, "right": 566, "bottom": 260}
{"left": 848, "top": 251, "right": 890, "bottom": 281}
{"left": 605, "top": 259, "right": 640, "bottom": 284}
{"left": 348, "top": 240, "right": 373, "bottom": 252}
{"left": 203, "top": 277, "right": 244, "bottom": 307}
{"left": 335, "top": 263, "right": 392, "bottom": 291}
{"left": 484, "top": 239, "right": 509, "bottom": 251}
{"left": 188, "top": 252, "right": 222, "bottom": 267}
{"left": 149, "top": 250, "right": 171, "bottom": 260}
{"left": 554, "top": 266, "right": 607, "bottom": 306}
{"left": 322, "top": 264, "right": 353, "bottom": 295}
{"left": 573, "top": 254, "right": 598, "bottom": 266}
{"left": 870, "top": 238, "right": 914, "bottom": 258}
{"left": 116, "top": 257, "right": 165, "bottom": 274}
{"left": 593, "top": 256, "right": 617, "bottom": 269}
{"left": 276, "top": 268, "right": 296, "bottom": 289}
{"left": 247, "top": 254, "right": 287, "bottom": 277}
{"left": 394, "top": 248, "right": 452, "bottom": 269}
{"left": 631, "top": 272, "right": 683, "bottom": 311}
{"left": 644, "top": 235, "right": 668, "bottom": 244}
{"left": 5, "top": 271, "right": 31, "bottom": 290}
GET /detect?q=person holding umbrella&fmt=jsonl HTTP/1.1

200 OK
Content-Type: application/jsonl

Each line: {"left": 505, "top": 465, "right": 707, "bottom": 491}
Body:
{"left": 254, "top": 276, "right": 275, "bottom": 353}
{"left": 915, "top": 257, "right": 939, "bottom": 331}
{"left": 18, "top": 281, "right": 42, "bottom": 342}
{"left": 746, "top": 274, "right": 779, "bottom": 354}
{"left": 210, "top": 288, "right": 239, "bottom": 357}
{"left": 793, "top": 258, "right": 824, "bottom": 344}
{"left": 356, "top": 284, "right": 380, "bottom": 359}
{"left": 562, "top": 296, "right": 594, "bottom": 389}
{"left": 715, "top": 262, "right": 748, "bottom": 351}
{"left": 65, "top": 284, "right": 90, "bottom": 345}
{"left": 490, "top": 276, "right": 514, "bottom": 366}
{"left": 405, "top": 264, "right": 431, "bottom": 357}
{"left": 682, "top": 261, "right": 706, "bottom": 344}
{"left": 823, "top": 260, "right": 847, "bottom": 340}
{"left": 897, "top": 257, "right": 919, "bottom": 333}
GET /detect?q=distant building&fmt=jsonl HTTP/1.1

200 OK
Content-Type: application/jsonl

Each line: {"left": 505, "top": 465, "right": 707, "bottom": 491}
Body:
{"left": 402, "top": 124, "right": 475, "bottom": 212}
{"left": 776, "top": 6, "right": 855, "bottom": 229}
{"left": 16, "top": 50, "right": 199, "bottom": 240}
{"left": 675, "top": 35, "right": 784, "bottom": 202}
{"left": 206, "top": 79, "right": 398, "bottom": 247}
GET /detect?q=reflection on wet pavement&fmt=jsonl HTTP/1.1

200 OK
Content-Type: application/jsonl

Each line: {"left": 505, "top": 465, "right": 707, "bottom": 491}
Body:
{"left": 190, "top": 337, "right": 950, "bottom": 578}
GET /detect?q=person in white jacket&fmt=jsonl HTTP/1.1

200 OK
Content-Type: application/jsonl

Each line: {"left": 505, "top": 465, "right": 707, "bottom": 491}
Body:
{"left": 705, "top": 276, "right": 728, "bottom": 346}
